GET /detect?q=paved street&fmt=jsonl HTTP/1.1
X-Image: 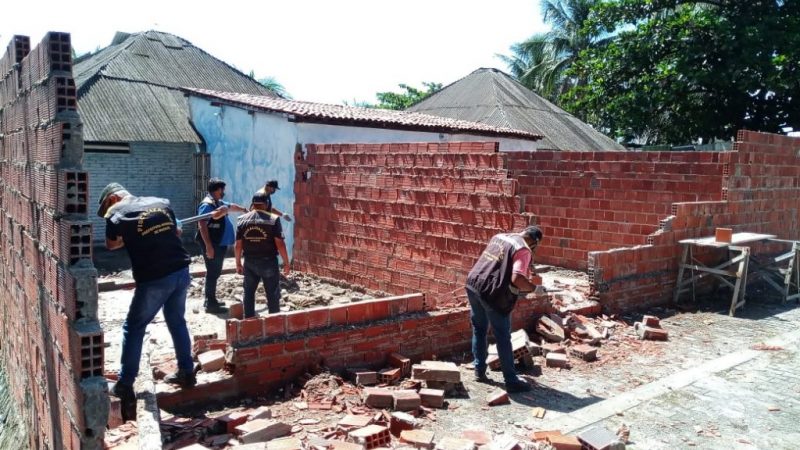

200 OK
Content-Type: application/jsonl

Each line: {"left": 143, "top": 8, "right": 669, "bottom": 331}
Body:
{"left": 439, "top": 295, "right": 800, "bottom": 450}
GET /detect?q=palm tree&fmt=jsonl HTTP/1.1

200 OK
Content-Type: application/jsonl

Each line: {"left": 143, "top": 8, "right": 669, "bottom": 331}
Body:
{"left": 499, "top": 0, "right": 609, "bottom": 101}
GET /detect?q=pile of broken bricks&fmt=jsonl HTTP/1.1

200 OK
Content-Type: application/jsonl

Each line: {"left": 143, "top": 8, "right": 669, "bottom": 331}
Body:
{"left": 508, "top": 312, "right": 670, "bottom": 373}
{"left": 530, "top": 426, "right": 627, "bottom": 450}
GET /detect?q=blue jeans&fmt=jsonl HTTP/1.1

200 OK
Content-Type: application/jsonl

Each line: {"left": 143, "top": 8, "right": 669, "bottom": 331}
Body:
{"left": 243, "top": 257, "right": 281, "bottom": 317}
{"left": 467, "top": 288, "right": 519, "bottom": 384}
{"left": 203, "top": 245, "right": 227, "bottom": 306}
{"left": 119, "top": 267, "right": 193, "bottom": 386}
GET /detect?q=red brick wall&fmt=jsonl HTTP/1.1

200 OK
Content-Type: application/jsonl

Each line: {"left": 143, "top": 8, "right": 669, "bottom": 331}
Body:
{"left": 159, "top": 293, "right": 551, "bottom": 409}
{"left": 589, "top": 131, "right": 800, "bottom": 310}
{"left": 293, "top": 142, "right": 534, "bottom": 307}
{"left": 506, "top": 151, "right": 727, "bottom": 270}
{"left": 0, "top": 34, "right": 107, "bottom": 449}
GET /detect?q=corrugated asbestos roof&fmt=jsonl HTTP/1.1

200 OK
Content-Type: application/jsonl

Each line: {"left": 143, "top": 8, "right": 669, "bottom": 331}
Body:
{"left": 407, "top": 68, "right": 625, "bottom": 151}
{"left": 74, "top": 30, "right": 276, "bottom": 143}
{"left": 184, "top": 88, "right": 543, "bottom": 141}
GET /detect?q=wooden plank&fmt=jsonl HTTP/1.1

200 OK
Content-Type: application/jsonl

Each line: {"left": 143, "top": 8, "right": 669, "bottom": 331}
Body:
{"left": 680, "top": 233, "right": 777, "bottom": 247}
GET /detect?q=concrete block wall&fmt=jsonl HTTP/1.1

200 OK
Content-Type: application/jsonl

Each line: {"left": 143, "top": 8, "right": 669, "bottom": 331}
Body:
{"left": 293, "top": 142, "right": 534, "bottom": 307}
{"left": 84, "top": 141, "right": 196, "bottom": 242}
{"left": 0, "top": 33, "right": 108, "bottom": 450}
{"left": 589, "top": 131, "right": 800, "bottom": 310}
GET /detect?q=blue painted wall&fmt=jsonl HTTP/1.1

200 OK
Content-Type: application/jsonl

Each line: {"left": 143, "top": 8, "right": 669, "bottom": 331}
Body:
{"left": 189, "top": 97, "right": 298, "bottom": 260}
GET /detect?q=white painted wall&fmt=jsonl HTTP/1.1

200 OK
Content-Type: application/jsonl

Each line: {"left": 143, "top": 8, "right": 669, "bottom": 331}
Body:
{"left": 295, "top": 122, "right": 537, "bottom": 151}
{"left": 188, "top": 96, "right": 538, "bottom": 257}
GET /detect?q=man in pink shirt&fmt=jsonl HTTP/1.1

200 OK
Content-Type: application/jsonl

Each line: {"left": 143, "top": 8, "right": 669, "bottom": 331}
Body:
{"left": 465, "top": 226, "right": 543, "bottom": 392}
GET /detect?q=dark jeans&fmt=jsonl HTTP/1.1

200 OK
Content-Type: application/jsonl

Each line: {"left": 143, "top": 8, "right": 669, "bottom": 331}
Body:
{"left": 242, "top": 257, "right": 281, "bottom": 317}
{"left": 119, "top": 267, "right": 192, "bottom": 386}
{"left": 203, "top": 245, "right": 227, "bottom": 306}
{"left": 466, "top": 288, "right": 519, "bottom": 384}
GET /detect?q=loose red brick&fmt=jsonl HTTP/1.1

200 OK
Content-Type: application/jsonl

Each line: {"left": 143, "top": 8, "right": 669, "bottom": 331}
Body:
{"left": 641, "top": 315, "right": 660, "bottom": 328}
{"left": 546, "top": 434, "right": 582, "bottom": 450}
{"left": 392, "top": 390, "right": 421, "bottom": 411}
{"left": 400, "top": 429, "right": 435, "bottom": 448}
{"left": 419, "top": 388, "right": 445, "bottom": 408}
{"left": 235, "top": 419, "right": 291, "bottom": 444}
{"left": 486, "top": 390, "right": 509, "bottom": 406}
{"left": 569, "top": 344, "right": 598, "bottom": 362}
{"left": 362, "top": 387, "right": 393, "bottom": 409}
{"left": 229, "top": 302, "right": 244, "bottom": 320}
{"left": 546, "top": 352, "right": 568, "bottom": 368}
{"left": 198, "top": 349, "right": 225, "bottom": 372}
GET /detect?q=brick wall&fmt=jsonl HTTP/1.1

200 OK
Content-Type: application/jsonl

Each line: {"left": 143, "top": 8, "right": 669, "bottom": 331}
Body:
{"left": 84, "top": 141, "right": 197, "bottom": 242}
{"left": 158, "top": 292, "right": 552, "bottom": 408}
{"left": 0, "top": 34, "right": 108, "bottom": 450}
{"left": 506, "top": 150, "right": 727, "bottom": 269}
{"left": 293, "top": 142, "right": 534, "bottom": 307}
{"left": 589, "top": 131, "right": 800, "bottom": 310}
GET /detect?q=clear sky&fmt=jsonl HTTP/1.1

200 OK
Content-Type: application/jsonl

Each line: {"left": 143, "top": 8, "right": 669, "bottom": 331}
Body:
{"left": 0, "top": 0, "right": 546, "bottom": 104}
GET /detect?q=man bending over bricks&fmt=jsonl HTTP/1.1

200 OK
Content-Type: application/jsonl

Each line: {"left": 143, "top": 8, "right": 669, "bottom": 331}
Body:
{"left": 99, "top": 183, "right": 196, "bottom": 408}
{"left": 465, "top": 226, "right": 543, "bottom": 393}
{"left": 197, "top": 177, "right": 247, "bottom": 314}
{"left": 235, "top": 191, "right": 291, "bottom": 318}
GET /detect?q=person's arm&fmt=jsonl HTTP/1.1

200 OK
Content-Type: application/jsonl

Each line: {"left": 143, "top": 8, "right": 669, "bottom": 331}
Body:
{"left": 105, "top": 218, "right": 124, "bottom": 250}
{"left": 511, "top": 272, "right": 536, "bottom": 293}
{"left": 229, "top": 203, "right": 247, "bottom": 213}
{"left": 510, "top": 248, "right": 535, "bottom": 293}
{"left": 271, "top": 207, "right": 292, "bottom": 222}
{"left": 275, "top": 237, "right": 290, "bottom": 276}
{"left": 235, "top": 239, "right": 244, "bottom": 275}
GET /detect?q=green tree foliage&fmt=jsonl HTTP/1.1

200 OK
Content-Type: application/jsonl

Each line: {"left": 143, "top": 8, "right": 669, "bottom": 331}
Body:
{"left": 562, "top": 0, "right": 800, "bottom": 145}
{"left": 372, "top": 82, "right": 443, "bottom": 110}
{"left": 499, "top": 0, "right": 609, "bottom": 101}
{"left": 248, "top": 70, "right": 291, "bottom": 99}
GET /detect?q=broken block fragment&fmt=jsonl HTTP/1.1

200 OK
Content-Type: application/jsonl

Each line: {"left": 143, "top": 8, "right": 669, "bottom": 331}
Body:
{"left": 197, "top": 349, "right": 225, "bottom": 372}
{"left": 349, "top": 425, "right": 392, "bottom": 449}
{"left": 411, "top": 361, "right": 461, "bottom": 383}
{"left": 363, "top": 387, "right": 394, "bottom": 409}
{"left": 546, "top": 352, "right": 568, "bottom": 368}
{"left": 486, "top": 390, "right": 509, "bottom": 406}
{"left": 401, "top": 429, "right": 435, "bottom": 449}
{"left": 419, "top": 388, "right": 445, "bottom": 408}
{"left": 570, "top": 344, "right": 598, "bottom": 362}
{"left": 393, "top": 389, "right": 422, "bottom": 411}
{"left": 235, "top": 419, "right": 291, "bottom": 444}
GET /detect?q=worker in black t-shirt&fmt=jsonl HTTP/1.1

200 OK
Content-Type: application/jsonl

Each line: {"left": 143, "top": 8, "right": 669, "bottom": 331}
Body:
{"left": 235, "top": 191, "right": 291, "bottom": 318}
{"left": 98, "top": 183, "right": 195, "bottom": 413}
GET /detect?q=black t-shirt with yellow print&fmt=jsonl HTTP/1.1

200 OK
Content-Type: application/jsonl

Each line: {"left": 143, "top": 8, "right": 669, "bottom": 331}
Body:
{"left": 236, "top": 210, "right": 284, "bottom": 258}
{"left": 105, "top": 196, "right": 191, "bottom": 283}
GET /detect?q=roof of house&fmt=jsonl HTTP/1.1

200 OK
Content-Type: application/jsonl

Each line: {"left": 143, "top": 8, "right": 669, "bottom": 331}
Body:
{"left": 406, "top": 68, "right": 625, "bottom": 151}
{"left": 184, "top": 88, "right": 544, "bottom": 141}
{"left": 74, "top": 30, "right": 275, "bottom": 143}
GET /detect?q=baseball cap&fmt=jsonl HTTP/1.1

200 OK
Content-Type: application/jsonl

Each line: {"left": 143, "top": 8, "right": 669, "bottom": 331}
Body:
{"left": 265, "top": 180, "right": 280, "bottom": 190}
{"left": 97, "top": 182, "right": 125, "bottom": 217}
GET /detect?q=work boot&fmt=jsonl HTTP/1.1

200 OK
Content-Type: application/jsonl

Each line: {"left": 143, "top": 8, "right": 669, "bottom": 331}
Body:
{"left": 110, "top": 381, "right": 135, "bottom": 401}
{"left": 505, "top": 378, "right": 532, "bottom": 393}
{"left": 205, "top": 303, "right": 229, "bottom": 314}
{"left": 164, "top": 370, "right": 196, "bottom": 388}
{"left": 474, "top": 368, "right": 490, "bottom": 383}
{"left": 110, "top": 382, "right": 137, "bottom": 421}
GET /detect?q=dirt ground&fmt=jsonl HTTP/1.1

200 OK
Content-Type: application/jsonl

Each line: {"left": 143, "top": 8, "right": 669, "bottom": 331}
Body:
{"left": 99, "top": 268, "right": 378, "bottom": 376}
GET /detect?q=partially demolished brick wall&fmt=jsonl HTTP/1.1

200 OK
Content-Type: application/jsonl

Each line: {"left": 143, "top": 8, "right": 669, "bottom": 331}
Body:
{"left": 505, "top": 151, "right": 727, "bottom": 270}
{"left": 293, "top": 142, "right": 533, "bottom": 307}
{"left": 159, "top": 292, "right": 551, "bottom": 409}
{"left": 589, "top": 131, "right": 800, "bottom": 310}
{"left": 293, "top": 132, "right": 798, "bottom": 312}
{"left": 0, "top": 34, "right": 107, "bottom": 450}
